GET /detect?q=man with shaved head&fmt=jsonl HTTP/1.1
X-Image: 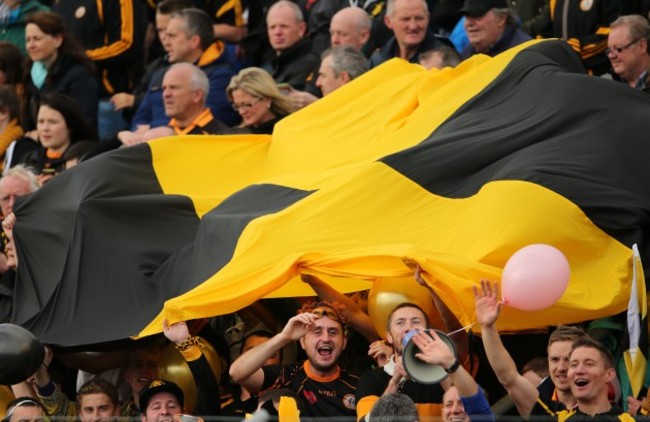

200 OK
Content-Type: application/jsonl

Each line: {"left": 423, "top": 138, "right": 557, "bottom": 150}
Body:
{"left": 288, "top": 6, "right": 372, "bottom": 108}
{"left": 266, "top": 0, "right": 320, "bottom": 91}
{"left": 330, "top": 7, "right": 372, "bottom": 53}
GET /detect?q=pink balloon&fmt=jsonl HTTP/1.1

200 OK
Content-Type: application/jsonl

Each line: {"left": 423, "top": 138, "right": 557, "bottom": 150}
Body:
{"left": 501, "top": 244, "right": 570, "bottom": 311}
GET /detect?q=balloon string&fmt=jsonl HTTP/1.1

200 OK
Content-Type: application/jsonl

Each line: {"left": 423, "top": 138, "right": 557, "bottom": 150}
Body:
{"left": 446, "top": 321, "right": 477, "bottom": 336}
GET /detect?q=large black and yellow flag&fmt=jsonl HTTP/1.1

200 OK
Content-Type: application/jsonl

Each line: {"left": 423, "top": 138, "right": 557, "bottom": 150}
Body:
{"left": 12, "top": 40, "right": 650, "bottom": 346}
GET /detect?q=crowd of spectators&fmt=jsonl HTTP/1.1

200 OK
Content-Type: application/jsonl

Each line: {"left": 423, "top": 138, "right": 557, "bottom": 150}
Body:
{"left": 0, "top": 0, "right": 645, "bottom": 181}
{"left": 3, "top": 271, "right": 646, "bottom": 421}
{"left": 1, "top": 0, "right": 650, "bottom": 421}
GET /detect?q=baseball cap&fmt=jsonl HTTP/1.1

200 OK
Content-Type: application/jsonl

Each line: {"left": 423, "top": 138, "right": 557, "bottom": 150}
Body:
{"left": 460, "top": 0, "right": 509, "bottom": 17}
{"left": 139, "top": 379, "right": 184, "bottom": 411}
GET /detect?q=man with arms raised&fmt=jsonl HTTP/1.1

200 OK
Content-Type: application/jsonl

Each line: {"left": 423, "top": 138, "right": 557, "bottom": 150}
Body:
{"left": 229, "top": 301, "right": 358, "bottom": 418}
{"left": 474, "top": 280, "right": 589, "bottom": 418}
{"left": 355, "top": 303, "right": 447, "bottom": 421}
{"left": 356, "top": 266, "right": 471, "bottom": 422}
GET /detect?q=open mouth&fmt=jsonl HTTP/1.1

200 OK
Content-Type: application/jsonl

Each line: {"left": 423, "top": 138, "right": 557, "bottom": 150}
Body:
{"left": 318, "top": 345, "right": 333, "bottom": 357}
{"left": 138, "top": 377, "right": 151, "bottom": 384}
{"left": 575, "top": 378, "right": 590, "bottom": 387}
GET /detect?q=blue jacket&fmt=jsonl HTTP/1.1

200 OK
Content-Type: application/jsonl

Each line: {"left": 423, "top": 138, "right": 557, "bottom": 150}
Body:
{"left": 132, "top": 41, "right": 240, "bottom": 129}
{"left": 461, "top": 388, "right": 495, "bottom": 422}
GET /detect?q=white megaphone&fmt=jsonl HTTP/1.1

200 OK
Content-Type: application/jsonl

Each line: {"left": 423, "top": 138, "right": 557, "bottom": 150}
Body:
{"left": 401, "top": 329, "right": 457, "bottom": 384}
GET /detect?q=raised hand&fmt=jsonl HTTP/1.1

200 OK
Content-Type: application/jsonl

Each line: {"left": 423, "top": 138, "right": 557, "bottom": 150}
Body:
{"left": 412, "top": 330, "right": 455, "bottom": 368}
{"left": 3, "top": 212, "right": 16, "bottom": 234}
{"left": 627, "top": 395, "right": 643, "bottom": 416}
{"left": 163, "top": 319, "right": 191, "bottom": 344}
{"left": 300, "top": 274, "right": 318, "bottom": 284}
{"left": 281, "top": 313, "right": 318, "bottom": 341}
{"left": 413, "top": 265, "right": 431, "bottom": 290}
{"left": 34, "top": 345, "right": 53, "bottom": 386}
{"left": 473, "top": 279, "right": 502, "bottom": 327}
{"left": 42, "top": 345, "right": 53, "bottom": 367}
{"left": 368, "top": 340, "right": 392, "bottom": 366}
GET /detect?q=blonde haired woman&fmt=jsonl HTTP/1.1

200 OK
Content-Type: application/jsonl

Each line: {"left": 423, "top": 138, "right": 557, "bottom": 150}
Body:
{"left": 226, "top": 67, "right": 296, "bottom": 134}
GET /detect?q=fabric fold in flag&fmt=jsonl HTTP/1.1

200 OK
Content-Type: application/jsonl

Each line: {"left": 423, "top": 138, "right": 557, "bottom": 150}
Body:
{"left": 12, "top": 40, "right": 650, "bottom": 347}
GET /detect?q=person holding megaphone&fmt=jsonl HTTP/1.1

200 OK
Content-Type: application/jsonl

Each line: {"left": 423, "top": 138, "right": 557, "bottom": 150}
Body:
{"left": 355, "top": 266, "right": 475, "bottom": 422}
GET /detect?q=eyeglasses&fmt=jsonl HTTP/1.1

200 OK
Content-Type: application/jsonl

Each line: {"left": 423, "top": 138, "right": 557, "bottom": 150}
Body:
{"left": 231, "top": 97, "right": 263, "bottom": 112}
{"left": 606, "top": 39, "right": 640, "bottom": 56}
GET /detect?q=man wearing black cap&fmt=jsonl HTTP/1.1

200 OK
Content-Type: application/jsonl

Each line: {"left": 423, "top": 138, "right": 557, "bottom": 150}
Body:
{"left": 139, "top": 379, "right": 184, "bottom": 422}
{"left": 459, "top": 0, "right": 531, "bottom": 59}
{"left": 139, "top": 320, "right": 222, "bottom": 420}
{"left": 139, "top": 349, "right": 221, "bottom": 422}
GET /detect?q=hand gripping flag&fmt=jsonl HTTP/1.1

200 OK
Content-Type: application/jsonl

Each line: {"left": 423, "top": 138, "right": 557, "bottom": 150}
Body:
{"left": 11, "top": 40, "right": 650, "bottom": 346}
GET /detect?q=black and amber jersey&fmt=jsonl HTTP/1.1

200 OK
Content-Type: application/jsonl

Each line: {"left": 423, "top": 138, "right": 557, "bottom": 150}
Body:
{"left": 549, "top": 0, "right": 620, "bottom": 74}
{"left": 205, "top": 0, "right": 245, "bottom": 26}
{"left": 533, "top": 396, "right": 634, "bottom": 421}
{"left": 355, "top": 367, "right": 444, "bottom": 422}
{"left": 169, "top": 109, "right": 228, "bottom": 135}
{"left": 53, "top": 0, "right": 147, "bottom": 96}
{"left": 261, "top": 361, "right": 359, "bottom": 418}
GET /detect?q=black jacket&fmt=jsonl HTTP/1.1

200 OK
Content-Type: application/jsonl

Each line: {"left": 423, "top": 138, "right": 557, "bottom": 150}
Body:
{"left": 269, "top": 38, "right": 320, "bottom": 91}
{"left": 369, "top": 30, "right": 452, "bottom": 68}
{"left": 23, "top": 55, "right": 99, "bottom": 131}
{"left": 23, "top": 146, "right": 67, "bottom": 175}
{"left": 53, "top": 0, "right": 147, "bottom": 97}
{"left": 550, "top": 0, "right": 621, "bottom": 75}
